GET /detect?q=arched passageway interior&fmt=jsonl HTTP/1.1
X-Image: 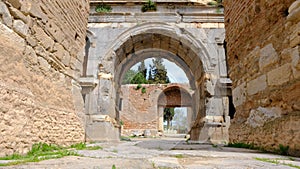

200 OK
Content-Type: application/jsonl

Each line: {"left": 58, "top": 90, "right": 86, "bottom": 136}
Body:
{"left": 117, "top": 54, "right": 194, "bottom": 136}
{"left": 157, "top": 86, "right": 194, "bottom": 134}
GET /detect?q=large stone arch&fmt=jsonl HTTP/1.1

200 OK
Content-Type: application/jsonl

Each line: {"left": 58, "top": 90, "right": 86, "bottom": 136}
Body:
{"left": 102, "top": 22, "right": 217, "bottom": 141}
{"left": 102, "top": 22, "right": 217, "bottom": 74}
{"left": 85, "top": 20, "right": 230, "bottom": 143}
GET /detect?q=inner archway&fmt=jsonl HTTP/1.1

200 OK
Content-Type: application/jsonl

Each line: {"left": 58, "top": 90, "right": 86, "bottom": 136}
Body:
{"left": 158, "top": 86, "right": 194, "bottom": 135}
{"left": 118, "top": 56, "right": 193, "bottom": 137}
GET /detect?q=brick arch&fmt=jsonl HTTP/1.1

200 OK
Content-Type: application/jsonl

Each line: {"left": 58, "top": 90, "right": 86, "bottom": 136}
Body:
{"left": 158, "top": 85, "right": 193, "bottom": 107}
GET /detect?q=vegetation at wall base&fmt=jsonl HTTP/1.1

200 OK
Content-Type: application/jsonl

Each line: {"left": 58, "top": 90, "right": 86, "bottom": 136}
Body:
{"left": 255, "top": 157, "right": 300, "bottom": 169}
{"left": 0, "top": 142, "right": 102, "bottom": 166}
{"left": 277, "top": 144, "right": 289, "bottom": 156}
{"left": 228, "top": 142, "right": 293, "bottom": 156}
{"left": 70, "top": 142, "right": 102, "bottom": 150}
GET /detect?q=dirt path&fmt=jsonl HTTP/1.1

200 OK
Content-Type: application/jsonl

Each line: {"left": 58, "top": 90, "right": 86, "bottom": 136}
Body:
{"left": 1, "top": 137, "right": 300, "bottom": 169}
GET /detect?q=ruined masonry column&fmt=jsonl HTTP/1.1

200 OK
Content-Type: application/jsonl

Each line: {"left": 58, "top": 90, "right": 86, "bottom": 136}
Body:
{"left": 85, "top": 56, "right": 120, "bottom": 141}
{"left": 187, "top": 107, "right": 193, "bottom": 131}
{"left": 158, "top": 106, "right": 164, "bottom": 132}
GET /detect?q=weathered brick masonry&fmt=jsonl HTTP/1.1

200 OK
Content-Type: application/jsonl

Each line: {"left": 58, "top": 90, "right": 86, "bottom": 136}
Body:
{"left": 225, "top": 0, "right": 300, "bottom": 156}
{"left": 0, "top": 0, "right": 89, "bottom": 156}
{"left": 120, "top": 84, "right": 192, "bottom": 135}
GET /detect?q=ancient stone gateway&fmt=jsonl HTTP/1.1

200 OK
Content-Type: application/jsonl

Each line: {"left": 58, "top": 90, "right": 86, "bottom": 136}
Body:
{"left": 81, "top": 0, "right": 231, "bottom": 144}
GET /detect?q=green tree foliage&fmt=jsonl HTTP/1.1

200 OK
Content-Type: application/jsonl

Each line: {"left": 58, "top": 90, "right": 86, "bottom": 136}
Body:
{"left": 131, "top": 72, "right": 148, "bottom": 84}
{"left": 148, "top": 58, "right": 170, "bottom": 84}
{"left": 122, "top": 70, "right": 148, "bottom": 84}
{"left": 164, "top": 107, "right": 175, "bottom": 130}
{"left": 122, "top": 58, "right": 170, "bottom": 84}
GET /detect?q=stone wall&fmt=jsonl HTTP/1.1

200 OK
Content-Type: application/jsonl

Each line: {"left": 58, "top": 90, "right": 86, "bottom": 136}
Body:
{"left": 0, "top": 0, "right": 89, "bottom": 156}
{"left": 225, "top": 0, "right": 300, "bottom": 156}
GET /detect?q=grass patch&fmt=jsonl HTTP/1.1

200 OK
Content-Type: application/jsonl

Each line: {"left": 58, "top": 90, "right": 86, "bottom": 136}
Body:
{"left": 255, "top": 157, "right": 280, "bottom": 164}
{"left": 0, "top": 143, "right": 78, "bottom": 166}
{"left": 70, "top": 142, "right": 102, "bottom": 150}
{"left": 277, "top": 144, "right": 289, "bottom": 155}
{"left": 212, "top": 144, "right": 218, "bottom": 148}
{"left": 174, "top": 154, "right": 184, "bottom": 158}
{"left": 0, "top": 142, "right": 102, "bottom": 166}
{"left": 255, "top": 157, "right": 300, "bottom": 169}
{"left": 70, "top": 142, "right": 86, "bottom": 150}
{"left": 286, "top": 163, "right": 300, "bottom": 169}
{"left": 120, "top": 136, "right": 132, "bottom": 141}
{"left": 85, "top": 146, "right": 103, "bottom": 150}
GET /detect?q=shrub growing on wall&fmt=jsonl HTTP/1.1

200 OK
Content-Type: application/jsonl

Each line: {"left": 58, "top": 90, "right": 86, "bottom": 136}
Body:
{"left": 141, "top": 0, "right": 157, "bottom": 12}
{"left": 141, "top": 87, "right": 146, "bottom": 94}
{"left": 95, "top": 4, "right": 112, "bottom": 13}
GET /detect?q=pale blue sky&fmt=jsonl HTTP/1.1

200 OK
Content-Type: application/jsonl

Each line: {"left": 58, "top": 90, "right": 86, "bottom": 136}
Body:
{"left": 131, "top": 58, "right": 189, "bottom": 83}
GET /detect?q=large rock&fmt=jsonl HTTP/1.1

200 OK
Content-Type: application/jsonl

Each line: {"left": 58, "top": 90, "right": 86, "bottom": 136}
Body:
{"left": 0, "top": 1, "right": 13, "bottom": 27}
{"left": 246, "top": 107, "right": 282, "bottom": 128}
